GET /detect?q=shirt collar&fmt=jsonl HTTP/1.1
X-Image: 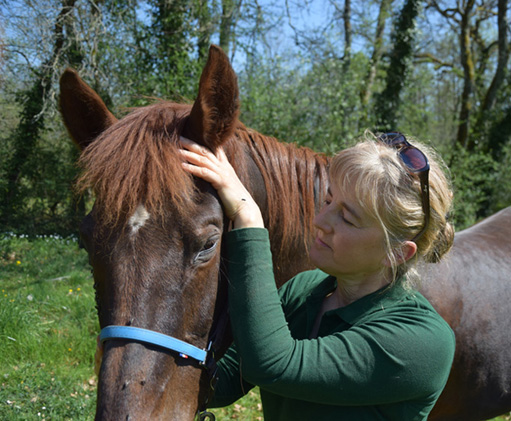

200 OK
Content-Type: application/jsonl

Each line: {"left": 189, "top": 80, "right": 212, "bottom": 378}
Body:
{"left": 310, "top": 275, "right": 411, "bottom": 325}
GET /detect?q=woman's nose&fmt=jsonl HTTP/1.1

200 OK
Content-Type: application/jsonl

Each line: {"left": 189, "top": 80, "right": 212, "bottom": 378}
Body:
{"left": 313, "top": 206, "right": 332, "bottom": 233}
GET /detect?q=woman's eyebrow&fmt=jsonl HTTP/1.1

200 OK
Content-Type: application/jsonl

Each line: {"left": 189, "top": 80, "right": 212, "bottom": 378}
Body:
{"left": 327, "top": 187, "right": 363, "bottom": 222}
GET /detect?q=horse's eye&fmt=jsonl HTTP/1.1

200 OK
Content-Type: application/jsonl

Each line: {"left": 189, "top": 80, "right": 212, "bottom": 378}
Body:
{"left": 194, "top": 235, "right": 220, "bottom": 264}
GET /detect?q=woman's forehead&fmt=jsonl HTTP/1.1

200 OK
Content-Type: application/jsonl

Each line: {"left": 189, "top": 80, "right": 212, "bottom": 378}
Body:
{"left": 329, "top": 180, "right": 380, "bottom": 223}
{"left": 328, "top": 185, "right": 364, "bottom": 215}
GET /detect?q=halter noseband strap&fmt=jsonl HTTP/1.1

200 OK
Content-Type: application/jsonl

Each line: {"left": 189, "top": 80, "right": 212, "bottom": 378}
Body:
{"left": 99, "top": 317, "right": 227, "bottom": 420}
{"left": 99, "top": 262, "right": 230, "bottom": 420}
{"left": 99, "top": 325, "right": 209, "bottom": 363}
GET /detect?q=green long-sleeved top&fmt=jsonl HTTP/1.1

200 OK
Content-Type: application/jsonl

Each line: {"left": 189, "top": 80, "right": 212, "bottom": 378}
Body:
{"left": 210, "top": 228, "right": 455, "bottom": 420}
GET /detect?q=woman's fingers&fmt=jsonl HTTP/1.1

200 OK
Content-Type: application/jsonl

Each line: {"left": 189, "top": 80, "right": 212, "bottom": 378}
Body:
{"left": 179, "top": 136, "right": 264, "bottom": 228}
{"left": 179, "top": 137, "right": 233, "bottom": 189}
{"left": 180, "top": 136, "right": 218, "bottom": 160}
{"left": 179, "top": 151, "right": 226, "bottom": 191}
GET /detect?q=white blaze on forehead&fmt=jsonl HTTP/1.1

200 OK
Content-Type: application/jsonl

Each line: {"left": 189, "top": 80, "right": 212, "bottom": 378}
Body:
{"left": 129, "top": 205, "right": 150, "bottom": 234}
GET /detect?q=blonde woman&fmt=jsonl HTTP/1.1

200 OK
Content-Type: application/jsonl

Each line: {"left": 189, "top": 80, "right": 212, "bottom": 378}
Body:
{"left": 179, "top": 132, "right": 455, "bottom": 421}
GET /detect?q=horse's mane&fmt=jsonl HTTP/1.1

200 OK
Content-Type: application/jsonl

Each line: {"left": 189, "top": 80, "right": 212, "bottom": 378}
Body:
{"left": 77, "top": 101, "right": 330, "bottom": 271}
{"left": 230, "top": 127, "right": 330, "bottom": 272}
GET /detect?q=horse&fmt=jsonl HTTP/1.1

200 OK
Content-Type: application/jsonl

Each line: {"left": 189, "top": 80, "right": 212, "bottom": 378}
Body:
{"left": 59, "top": 45, "right": 511, "bottom": 420}
{"left": 420, "top": 207, "right": 511, "bottom": 420}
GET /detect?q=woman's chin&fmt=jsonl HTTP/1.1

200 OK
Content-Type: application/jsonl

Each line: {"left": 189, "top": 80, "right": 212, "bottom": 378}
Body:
{"left": 309, "top": 247, "right": 325, "bottom": 269}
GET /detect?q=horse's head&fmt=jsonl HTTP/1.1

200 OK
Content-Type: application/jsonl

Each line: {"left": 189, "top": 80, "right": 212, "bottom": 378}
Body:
{"left": 60, "top": 46, "right": 238, "bottom": 420}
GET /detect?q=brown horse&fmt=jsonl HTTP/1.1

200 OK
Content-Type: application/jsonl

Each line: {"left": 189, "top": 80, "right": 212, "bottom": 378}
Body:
{"left": 59, "top": 45, "right": 511, "bottom": 420}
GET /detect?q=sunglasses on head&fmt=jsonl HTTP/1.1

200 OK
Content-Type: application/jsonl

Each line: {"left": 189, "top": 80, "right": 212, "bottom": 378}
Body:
{"left": 377, "top": 132, "right": 430, "bottom": 242}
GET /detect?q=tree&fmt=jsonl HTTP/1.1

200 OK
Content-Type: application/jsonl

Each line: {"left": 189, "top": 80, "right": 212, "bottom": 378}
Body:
{"left": 1, "top": 0, "right": 82, "bottom": 231}
{"left": 474, "top": 0, "right": 510, "bottom": 151}
{"left": 197, "top": 0, "right": 213, "bottom": 62}
{"left": 219, "top": 0, "right": 240, "bottom": 56}
{"left": 0, "top": 0, "right": 509, "bottom": 235}
{"left": 428, "top": 0, "right": 510, "bottom": 150}
{"left": 373, "top": 0, "right": 422, "bottom": 132}
{"left": 359, "top": 0, "right": 393, "bottom": 130}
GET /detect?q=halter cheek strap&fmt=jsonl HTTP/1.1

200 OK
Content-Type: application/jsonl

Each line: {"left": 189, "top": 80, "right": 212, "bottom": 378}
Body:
{"left": 99, "top": 325, "right": 208, "bottom": 364}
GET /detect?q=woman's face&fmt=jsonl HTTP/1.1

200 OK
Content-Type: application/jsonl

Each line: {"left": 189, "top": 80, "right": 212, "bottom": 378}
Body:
{"left": 310, "top": 183, "right": 388, "bottom": 282}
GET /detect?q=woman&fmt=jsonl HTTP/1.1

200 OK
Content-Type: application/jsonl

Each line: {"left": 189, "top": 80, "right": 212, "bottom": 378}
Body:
{"left": 179, "top": 132, "right": 455, "bottom": 420}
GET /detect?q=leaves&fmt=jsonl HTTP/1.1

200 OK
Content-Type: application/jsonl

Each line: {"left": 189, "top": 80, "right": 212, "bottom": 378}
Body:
{"left": 0, "top": 0, "right": 510, "bottom": 235}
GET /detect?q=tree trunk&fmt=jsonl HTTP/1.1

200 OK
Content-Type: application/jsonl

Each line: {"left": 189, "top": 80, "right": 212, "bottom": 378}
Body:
{"left": 373, "top": 0, "right": 422, "bottom": 132}
{"left": 475, "top": 0, "right": 509, "bottom": 151}
{"left": 361, "top": 0, "right": 393, "bottom": 106}
{"left": 152, "top": 0, "right": 189, "bottom": 95}
{"left": 343, "top": 0, "right": 352, "bottom": 70}
{"left": 456, "top": 0, "right": 476, "bottom": 149}
{"left": 219, "top": 0, "right": 237, "bottom": 56}
{"left": 196, "top": 0, "right": 211, "bottom": 63}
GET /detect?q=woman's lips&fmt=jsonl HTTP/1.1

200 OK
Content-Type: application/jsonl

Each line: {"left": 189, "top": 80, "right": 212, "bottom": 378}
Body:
{"left": 315, "top": 236, "right": 331, "bottom": 249}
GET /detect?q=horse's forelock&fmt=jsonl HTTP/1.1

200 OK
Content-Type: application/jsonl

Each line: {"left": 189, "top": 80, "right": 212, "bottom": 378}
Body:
{"left": 76, "top": 102, "right": 196, "bottom": 228}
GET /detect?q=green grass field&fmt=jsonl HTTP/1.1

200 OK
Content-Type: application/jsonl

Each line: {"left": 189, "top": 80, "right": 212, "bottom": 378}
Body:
{"left": 0, "top": 235, "right": 508, "bottom": 420}
{"left": 0, "top": 235, "right": 262, "bottom": 420}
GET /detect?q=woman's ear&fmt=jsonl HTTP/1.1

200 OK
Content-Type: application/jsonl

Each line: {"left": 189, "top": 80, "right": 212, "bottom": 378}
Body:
{"left": 382, "top": 241, "right": 417, "bottom": 267}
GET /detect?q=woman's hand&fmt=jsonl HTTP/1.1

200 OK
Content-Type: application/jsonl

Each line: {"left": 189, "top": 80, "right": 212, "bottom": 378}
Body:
{"left": 179, "top": 137, "right": 264, "bottom": 229}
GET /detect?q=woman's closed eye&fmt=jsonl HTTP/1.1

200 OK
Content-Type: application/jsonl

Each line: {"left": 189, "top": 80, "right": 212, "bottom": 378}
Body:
{"left": 340, "top": 211, "right": 355, "bottom": 226}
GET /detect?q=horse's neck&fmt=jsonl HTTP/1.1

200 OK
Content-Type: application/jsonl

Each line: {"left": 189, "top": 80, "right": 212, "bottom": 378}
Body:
{"left": 231, "top": 128, "right": 330, "bottom": 285}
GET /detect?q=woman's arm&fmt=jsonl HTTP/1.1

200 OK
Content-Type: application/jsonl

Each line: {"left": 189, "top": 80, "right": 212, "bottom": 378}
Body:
{"left": 208, "top": 345, "right": 255, "bottom": 408}
{"left": 224, "top": 228, "right": 455, "bottom": 406}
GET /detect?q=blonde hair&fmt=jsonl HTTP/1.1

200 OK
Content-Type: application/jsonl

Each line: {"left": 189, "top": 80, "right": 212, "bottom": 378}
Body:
{"left": 329, "top": 132, "right": 454, "bottom": 288}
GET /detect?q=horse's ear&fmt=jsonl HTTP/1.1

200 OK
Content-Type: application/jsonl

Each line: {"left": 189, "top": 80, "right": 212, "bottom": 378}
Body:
{"left": 59, "top": 68, "right": 117, "bottom": 150}
{"left": 182, "top": 45, "right": 240, "bottom": 150}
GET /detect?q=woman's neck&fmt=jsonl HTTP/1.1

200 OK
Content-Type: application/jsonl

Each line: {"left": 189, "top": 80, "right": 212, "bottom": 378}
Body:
{"left": 334, "top": 274, "right": 391, "bottom": 307}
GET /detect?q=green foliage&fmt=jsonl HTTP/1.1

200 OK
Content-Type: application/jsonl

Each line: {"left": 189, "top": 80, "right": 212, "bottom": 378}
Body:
{"left": 0, "top": 0, "right": 510, "bottom": 236}
{"left": 93, "top": 0, "right": 212, "bottom": 105}
{"left": 399, "top": 65, "right": 459, "bottom": 145}
{"left": 447, "top": 145, "right": 498, "bottom": 230}
{"left": 239, "top": 51, "right": 368, "bottom": 154}
{"left": 489, "top": 140, "right": 511, "bottom": 215}
{"left": 0, "top": 123, "right": 84, "bottom": 236}
{"left": 486, "top": 104, "right": 511, "bottom": 160}
{"left": 239, "top": 53, "right": 316, "bottom": 146}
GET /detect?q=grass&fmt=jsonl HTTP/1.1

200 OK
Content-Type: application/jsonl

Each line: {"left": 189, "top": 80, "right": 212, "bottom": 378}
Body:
{"left": 0, "top": 234, "right": 509, "bottom": 420}
{"left": 0, "top": 234, "right": 263, "bottom": 420}
{"left": 0, "top": 234, "right": 98, "bottom": 420}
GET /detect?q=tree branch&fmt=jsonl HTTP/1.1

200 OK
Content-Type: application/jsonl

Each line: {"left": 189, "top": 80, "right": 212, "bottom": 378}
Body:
{"left": 414, "top": 52, "right": 454, "bottom": 69}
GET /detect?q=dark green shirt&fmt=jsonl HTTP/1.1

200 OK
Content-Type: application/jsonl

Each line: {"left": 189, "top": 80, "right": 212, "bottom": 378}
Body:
{"left": 211, "top": 228, "right": 455, "bottom": 420}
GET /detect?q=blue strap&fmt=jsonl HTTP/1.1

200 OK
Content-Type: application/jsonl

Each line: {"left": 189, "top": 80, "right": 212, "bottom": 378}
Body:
{"left": 99, "top": 325, "right": 208, "bottom": 364}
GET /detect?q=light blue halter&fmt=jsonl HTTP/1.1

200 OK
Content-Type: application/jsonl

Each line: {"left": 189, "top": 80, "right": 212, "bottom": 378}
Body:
{"left": 99, "top": 325, "right": 217, "bottom": 420}
{"left": 99, "top": 325, "right": 209, "bottom": 364}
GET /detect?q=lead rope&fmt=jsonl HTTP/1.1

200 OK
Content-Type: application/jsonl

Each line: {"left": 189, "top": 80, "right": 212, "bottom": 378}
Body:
{"left": 197, "top": 344, "right": 219, "bottom": 421}
{"left": 197, "top": 270, "right": 230, "bottom": 421}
